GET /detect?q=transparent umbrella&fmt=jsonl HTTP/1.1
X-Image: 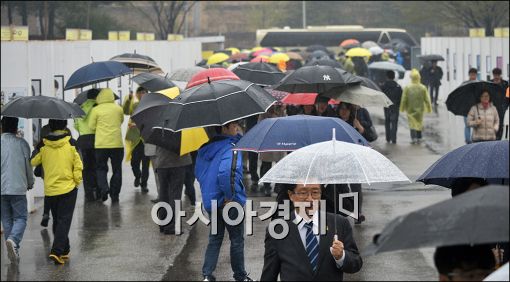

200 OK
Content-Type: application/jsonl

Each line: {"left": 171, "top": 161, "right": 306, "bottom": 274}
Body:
{"left": 325, "top": 85, "right": 393, "bottom": 107}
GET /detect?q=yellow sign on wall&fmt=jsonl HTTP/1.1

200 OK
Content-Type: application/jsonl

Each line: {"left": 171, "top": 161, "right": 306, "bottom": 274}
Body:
{"left": 108, "top": 31, "right": 118, "bottom": 41}
{"left": 66, "top": 28, "right": 79, "bottom": 40}
{"left": 79, "top": 29, "right": 92, "bottom": 40}
{"left": 167, "top": 34, "right": 184, "bottom": 41}
{"left": 12, "top": 26, "right": 28, "bottom": 41}
{"left": 1, "top": 26, "right": 12, "bottom": 41}
{"left": 504, "top": 28, "right": 510, "bottom": 37}
{"left": 145, "top": 33, "right": 155, "bottom": 41}
{"left": 136, "top": 32, "right": 145, "bottom": 41}
{"left": 118, "top": 31, "right": 130, "bottom": 41}
{"left": 469, "top": 28, "right": 485, "bottom": 37}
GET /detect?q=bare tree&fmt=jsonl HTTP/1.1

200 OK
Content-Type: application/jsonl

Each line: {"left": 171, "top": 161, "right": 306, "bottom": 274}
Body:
{"left": 440, "top": 1, "right": 509, "bottom": 36}
{"left": 130, "top": 1, "right": 196, "bottom": 40}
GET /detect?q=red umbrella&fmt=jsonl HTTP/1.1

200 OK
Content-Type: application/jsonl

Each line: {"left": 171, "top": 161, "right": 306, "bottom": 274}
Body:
{"left": 251, "top": 48, "right": 274, "bottom": 57}
{"left": 281, "top": 93, "right": 339, "bottom": 105}
{"left": 340, "top": 39, "right": 360, "bottom": 48}
{"left": 230, "top": 52, "right": 249, "bottom": 62}
{"left": 186, "top": 68, "right": 240, "bottom": 89}
{"left": 250, "top": 55, "right": 270, "bottom": 63}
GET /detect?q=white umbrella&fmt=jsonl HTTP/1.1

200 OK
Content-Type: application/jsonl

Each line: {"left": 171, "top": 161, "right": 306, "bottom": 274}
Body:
{"left": 259, "top": 135, "right": 409, "bottom": 186}
{"left": 369, "top": 46, "right": 384, "bottom": 56}
{"left": 227, "top": 61, "right": 249, "bottom": 71}
{"left": 328, "top": 85, "right": 393, "bottom": 107}
{"left": 484, "top": 262, "right": 509, "bottom": 281}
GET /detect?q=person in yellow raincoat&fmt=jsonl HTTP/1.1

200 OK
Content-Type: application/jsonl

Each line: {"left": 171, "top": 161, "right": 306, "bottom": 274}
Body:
{"left": 123, "top": 86, "right": 150, "bottom": 193}
{"left": 400, "top": 69, "right": 432, "bottom": 144}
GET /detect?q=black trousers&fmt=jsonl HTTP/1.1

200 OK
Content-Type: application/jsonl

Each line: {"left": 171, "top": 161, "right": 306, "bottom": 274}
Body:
{"left": 410, "top": 129, "right": 422, "bottom": 140}
{"left": 429, "top": 85, "right": 439, "bottom": 104}
{"left": 95, "top": 148, "right": 124, "bottom": 200}
{"left": 80, "top": 148, "right": 98, "bottom": 198}
{"left": 384, "top": 107, "right": 400, "bottom": 143}
{"left": 248, "top": 152, "right": 259, "bottom": 182}
{"left": 47, "top": 188, "right": 77, "bottom": 256}
{"left": 131, "top": 142, "right": 150, "bottom": 187}
{"left": 183, "top": 152, "right": 197, "bottom": 203}
{"left": 157, "top": 166, "right": 186, "bottom": 232}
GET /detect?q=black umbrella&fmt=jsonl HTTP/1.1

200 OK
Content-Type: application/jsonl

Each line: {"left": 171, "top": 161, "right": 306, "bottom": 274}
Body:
{"left": 231, "top": 62, "right": 285, "bottom": 87}
{"left": 418, "top": 54, "right": 445, "bottom": 62}
{"left": 1, "top": 96, "right": 85, "bottom": 119}
{"left": 306, "top": 44, "right": 329, "bottom": 53}
{"left": 73, "top": 89, "right": 120, "bottom": 105}
{"left": 304, "top": 58, "right": 343, "bottom": 68}
{"left": 309, "top": 50, "right": 331, "bottom": 61}
{"left": 363, "top": 185, "right": 509, "bottom": 256}
{"left": 133, "top": 79, "right": 276, "bottom": 132}
{"left": 445, "top": 80, "right": 505, "bottom": 116}
{"left": 274, "top": 65, "right": 363, "bottom": 94}
{"left": 132, "top": 73, "right": 176, "bottom": 92}
{"left": 356, "top": 76, "right": 381, "bottom": 91}
{"left": 64, "top": 61, "right": 132, "bottom": 90}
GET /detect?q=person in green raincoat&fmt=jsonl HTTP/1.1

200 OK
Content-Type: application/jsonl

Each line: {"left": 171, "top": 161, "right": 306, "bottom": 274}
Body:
{"left": 123, "top": 86, "right": 150, "bottom": 193}
{"left": 400, "top": 69, "right": 432, "bottom": 144}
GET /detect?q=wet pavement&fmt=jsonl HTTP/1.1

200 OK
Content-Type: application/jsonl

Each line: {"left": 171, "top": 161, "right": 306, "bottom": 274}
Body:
{"left": 1, "top": 104, "right": 456, "bottom": 281}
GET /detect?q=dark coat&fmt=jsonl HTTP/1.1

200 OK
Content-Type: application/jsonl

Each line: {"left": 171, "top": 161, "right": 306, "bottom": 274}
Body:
{"left": 426, "top": 66, "right": 443, "bottom": 86}
{"left": 260, "top": 212, "right": 363, "bottom": 281}
{"left": 381, "top": 80, "right": 403, "bottom": 110}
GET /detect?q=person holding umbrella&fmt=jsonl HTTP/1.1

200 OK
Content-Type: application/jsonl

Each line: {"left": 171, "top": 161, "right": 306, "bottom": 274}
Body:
{"left": 467, "top": 89, "right": 499, "bottom": 142}
{"left": 88, "top": 88, "right": 124, "bottom": 203}
{"left": 489, "top": 68, "right": 509, "bottom": 140}
{"left": 400, "top": 69, "right": 432, "bottom": 144}
{"left": 123, "top": 86, "right": 150, "bottom": 193}
{"left": 381, "top": 70, "right": 403, "bottom": 144}
{"left": 434, "top": 244, "right": 497, "bottom": 281}
{"left": 425, "top": 60, "right": 443, "bottom": 106}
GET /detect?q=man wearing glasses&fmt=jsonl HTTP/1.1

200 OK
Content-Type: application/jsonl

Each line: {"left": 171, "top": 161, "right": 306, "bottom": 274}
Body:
{"left": 261, "top": 183, "right": 363, "bottom": 281}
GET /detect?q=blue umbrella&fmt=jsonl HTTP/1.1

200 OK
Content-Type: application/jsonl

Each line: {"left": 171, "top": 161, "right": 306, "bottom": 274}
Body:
{"left": 417, "top": 140, "right": 509, "bottom": 188}
{"left": 64, "top": 61, "right": 132, "bottom": 90}
{"left": 234, "top": 115, "right": 369, "bottom": 152}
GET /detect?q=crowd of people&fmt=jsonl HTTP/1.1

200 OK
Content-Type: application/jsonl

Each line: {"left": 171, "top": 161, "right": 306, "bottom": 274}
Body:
{"left": 1, "top": 39, "right": 509, "bottom": 282}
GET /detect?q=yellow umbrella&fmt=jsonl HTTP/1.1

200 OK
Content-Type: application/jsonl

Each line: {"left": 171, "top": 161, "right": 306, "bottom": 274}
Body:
{"left": 157, "top": 86, "right": 180, "bottom": 99}
{"left": 269, "top": 53, "right": 290, "bottom": 64}
{"left": 226, "top": 47, "right": 240, "bottom": 55}
{"left": 346, "top": 47, "right": 372, "bottom": 58}
{"left": 251, "top": 46, "right": 265, "bottom": 52}
{"left": 207, "top": 52, "right": 230, "bottom": 65}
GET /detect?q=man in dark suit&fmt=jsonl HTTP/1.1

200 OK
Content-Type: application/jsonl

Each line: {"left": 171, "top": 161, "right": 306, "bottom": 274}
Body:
{"left": 261, "top": 183, "right": 363, "bottom": 281}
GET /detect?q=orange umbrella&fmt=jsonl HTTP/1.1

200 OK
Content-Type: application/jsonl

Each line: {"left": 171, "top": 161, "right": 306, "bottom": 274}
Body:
{"left": 282, "top": 93, "right": 339, "bottom": 105}
{"left": 340, "top": 39, "right": 360, "bottom": 48}
{"left": 250, "top": 55, "right": 270, "bottom": 63}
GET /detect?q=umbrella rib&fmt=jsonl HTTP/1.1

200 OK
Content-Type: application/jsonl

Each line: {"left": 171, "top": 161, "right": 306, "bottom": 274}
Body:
{"left": 304, "top": 145, "right": 323, "bottom": 186}
{"left": 350, "top": 147, "right": 371, "bottom": 185}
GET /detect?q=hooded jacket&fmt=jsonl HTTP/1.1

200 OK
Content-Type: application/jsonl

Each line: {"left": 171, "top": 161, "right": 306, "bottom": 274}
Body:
{"left": 400, "top": 70, "right": 432, "bottom": 131}
{"left": 88, "top": 88, "right": 124, "bottom": 149}
{"left": 31, "top": 130, "right": 83, "bottom": 196}
{"left": 74, "top": 99, "right": 96, "bottom": 149}
{"left": 195, "top": 134, "right": 247, "bottom": 213}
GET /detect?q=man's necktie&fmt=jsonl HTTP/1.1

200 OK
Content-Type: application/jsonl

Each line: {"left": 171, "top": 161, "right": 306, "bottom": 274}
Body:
{"left": 304, "top": 222, "right": 319, "bottom": 273}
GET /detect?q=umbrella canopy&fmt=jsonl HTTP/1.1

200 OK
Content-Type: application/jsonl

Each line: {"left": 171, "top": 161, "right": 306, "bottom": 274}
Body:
{"left": 110, "top": 52, "right": 162, "bottom": 74}
{"left": 369, "top": 46, "right": 384, "bottom": 56}
{"left": 73, "top": 88, "right": 120, "bottom": 105}
{"left": 286, "top": 51, "right": 304, "bottom": 61}
{"left": 363, "top": 185, "right": 509, "bottom": 256}
{"left": 355, "top": 76, "right": 381, "bottom": 91}
{"left": 231, "top": 62, "right": 285, "bottom": 87}
{"left": 268, "top": 53, "right": 290, "bottom": 64}
{"left": 281, "top": 93, "right": 339, "bottom": 106}
{"left": 2, "top": 95, "right": 85, "bottom": 119}
{"left": 309, "top": 50, "right": 331, "bottom": 61}
{"left": 250, "top": 55, "right": 270, "bottom": 63}
{"left": 259, "top": 138, "right": 409, "bottom": 185}
{"left": 418, "top": 54, "right": 445, "bottom": 62}
{"left": 64, "top": 61, "right": 132, "bottom": 90}
{"left": 226, "top": 47, "right": 240, "bottom": 54}
{"left": 227, "top": 61, "right": 249, "bottom": 71}
{"left": 346, "top": 48, "right": 372, "bottom": 58}
{"left": 484, "top": 262, "right": 509, "bottom": 281}
{"left": 416, "top": 140, "right": 509, "bottom": 188}
{"left": 306, "top": 44, "right": 329, "bottom": 53}
{"left": 229, "top": 52, "right": 249, "bottom": 62}
{"left": 167, "top": 66, "right": 204, "bottom": 82}
{"left": 368, "top": 61, "right": 406, "bottom": 75}
{"left": 305, "top": 58, "right": 343, "bottom": 68}
{"left": 251, "top": 48, "right": 274, "bottom": 57}
{"left": 234, "top": 115, "right": 368, "bottom": 152}
{"left": 130, "top": 90, "right": 209, "bottom": 156}
{"left": 445, "top": 80, "right": 505, "bottom": 116}
{"left": 340, "top": 39, "right": 360, "bottom": 49}
{"left": 325, "top": 85, "right": 392, "bottom": 107}
{"left": 135, "top": 79, "right": 276, "bottom": 132}
{"left": 273, "top": 65, "right": 363, "bottom": 94}
{"left": 207, "top": 53, "right": 230, "bottom": 65}
{"left": 132, "top": 73, "right": 176, "bottom": 92}
{"left": 265, "top": 88, "right": 288, "bottom": 104}
{"left": 186, "top": 68, "right": 240, "bottom": 89}
{"left": 361, "top": 41, "right": 379, "bottom": 49}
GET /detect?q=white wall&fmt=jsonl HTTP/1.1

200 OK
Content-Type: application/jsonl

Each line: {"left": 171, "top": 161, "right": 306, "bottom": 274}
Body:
{"left": 1, "top": 40, "right": 202, "bottom": 211}
{"left": 420, "top": 36, "right": 509, "bottom": 150}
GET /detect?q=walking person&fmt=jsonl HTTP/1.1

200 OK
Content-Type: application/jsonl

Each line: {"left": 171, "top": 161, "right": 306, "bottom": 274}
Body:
{"left": 183, "top": 151, "right": 197, "bottom": 206}
{"left": 489, "top": 68, "right": 509, "bottom": 140}
{"left": 381, "top": 70, "right": 403, "bottom": 144}
{"left": 260, "top": 183, "right": 363, "bottom": 281}
{"left": 74, "top": 88, "right": 99, "bottom": 201}
{"left": 426, "top": 60, "right": 443, "bottom": 105}
{"left": 30, "top": 119, "right": 83, "bottom": 265}
{"left": 152, "top": 145, "right": 191, "bottom": 235}
{"left": 88, "top": 88, "right": 124, "bottom": 203}
{"left": 245, "top": 115, "right": 260, "bottom": 190}
{"left": 123, "top": 87, "right": 150, "bottom": 193}
{"left": 467, "top": 90, "right": 499, "bottom": 143}
{"left": 462, "top": 68, "right": 479, "bottom": 144}
{"left": 1, "top": 117, "right": 34, "bottom": 264}
{"left": 400, "top": 69, "right": 433, "bottom": 144}
{"left": 195, "top": 121, "right": 253, "bottom": 282}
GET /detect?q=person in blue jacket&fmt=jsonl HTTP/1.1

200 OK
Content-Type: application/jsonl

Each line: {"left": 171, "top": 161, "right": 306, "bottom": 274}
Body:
{"left": 195, "top": 121, "right": 253, "bottom": 282}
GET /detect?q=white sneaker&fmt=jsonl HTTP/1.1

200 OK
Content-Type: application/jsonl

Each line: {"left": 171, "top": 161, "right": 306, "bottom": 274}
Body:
{"left": 5, "top": 239, "right": 19, "bottom": 264}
